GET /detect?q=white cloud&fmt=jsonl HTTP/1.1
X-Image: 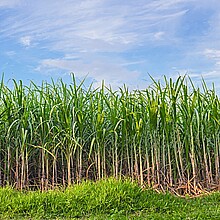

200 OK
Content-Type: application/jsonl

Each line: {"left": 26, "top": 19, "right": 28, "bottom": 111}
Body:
{"left": 0, "top": 0, "right": 191, "bottom": 53}
{"left": 5, "top": 51, "right": 16, "bottom": 57}
{"left": 36, "top": 56, "right": 142, "bottom": 89}
{"left": 0, "top": 0, "right": 20, "bottom": 8}
{"left": 154, "top": 32, "right": 165, "bottom": 40}
{"left": 202, "top": 49, "right": 220, "bottom": 79}
{"left": 204, "top": 49, "right": 220, "bottom": 60}
{"left": 201, "top": 71, "right": 220, "bottom": 78}
{"left": 20, "top": 36, "right": 31, "bottom": 47}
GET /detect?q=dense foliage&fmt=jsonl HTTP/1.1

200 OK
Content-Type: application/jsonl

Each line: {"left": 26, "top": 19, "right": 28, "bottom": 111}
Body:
{"left": 0, "top": 75, "right": 219, "bottom": 192}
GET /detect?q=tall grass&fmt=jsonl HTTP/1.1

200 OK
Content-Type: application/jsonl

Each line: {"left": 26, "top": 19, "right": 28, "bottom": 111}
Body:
{"left": 0, "top": 74, "right": 219, "bottom": 192}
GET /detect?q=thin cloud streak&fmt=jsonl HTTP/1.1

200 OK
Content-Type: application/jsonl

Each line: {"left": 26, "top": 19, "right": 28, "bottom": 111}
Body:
{"left": 0, "top": 0, "right": 189, "bottom": 52}
{"left": 0, "top": 0, "right": 20, "bottom": 8}
{"left": 36, "top": 57, "right": 141, "bottom": 86}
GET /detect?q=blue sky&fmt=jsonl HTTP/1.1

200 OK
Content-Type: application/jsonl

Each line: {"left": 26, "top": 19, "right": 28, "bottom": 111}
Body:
{"left": 1, "top": 0, "right": 220, "bottom": 90}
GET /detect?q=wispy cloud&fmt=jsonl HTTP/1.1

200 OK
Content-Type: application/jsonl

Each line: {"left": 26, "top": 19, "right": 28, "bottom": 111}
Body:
{"left": 1, "top": 0, "right": 220, "bottom": 89}
{"left": 0, "top": 0, "right": 194, "bottom": 86}
{"left": 201, "top": 49, "right": 220, "bottom": 79}
{"left": 0, "top": 0, "right": 190, "bottom": 51}
{"left": 154, "top": 32, "right": 165, "bottom": 40}
{"left": 20, "top": 36, "right": 31, "bottom": 47}
{"left": 0, "top": 0, "right": 20, "bottom": 8}
{"left": 204, "top": 49, "right": 220, "bottom": 60}
{"left": 36, "top": 56, "right": 141, "bottom": 88}
{"left": 5, "top": 51, "right": 16, "bottom": 57}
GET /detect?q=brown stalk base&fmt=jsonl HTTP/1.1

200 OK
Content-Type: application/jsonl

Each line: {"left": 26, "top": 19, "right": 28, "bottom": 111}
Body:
{"left": 142, "top": 179, "right": 220, "bottom": 198}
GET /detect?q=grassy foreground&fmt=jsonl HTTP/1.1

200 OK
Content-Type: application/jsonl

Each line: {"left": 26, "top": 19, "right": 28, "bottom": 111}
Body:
{"left": 0, "top": 178, "right": 219, "bottom": 219}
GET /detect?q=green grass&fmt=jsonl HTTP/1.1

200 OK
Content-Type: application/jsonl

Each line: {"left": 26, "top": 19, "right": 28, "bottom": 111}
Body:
{"left": 0, "top": 178, "right": 219, "bottom": 219}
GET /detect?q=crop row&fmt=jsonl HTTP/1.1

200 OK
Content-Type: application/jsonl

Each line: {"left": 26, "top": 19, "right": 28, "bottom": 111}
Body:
{"left": 0, "top": 75, "right": 219, "bottom": 191}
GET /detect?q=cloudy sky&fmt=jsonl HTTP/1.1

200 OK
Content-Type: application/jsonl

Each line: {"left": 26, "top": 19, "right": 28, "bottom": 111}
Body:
{"left": 1, "top": 0, "right": 220, "bottom": 90}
